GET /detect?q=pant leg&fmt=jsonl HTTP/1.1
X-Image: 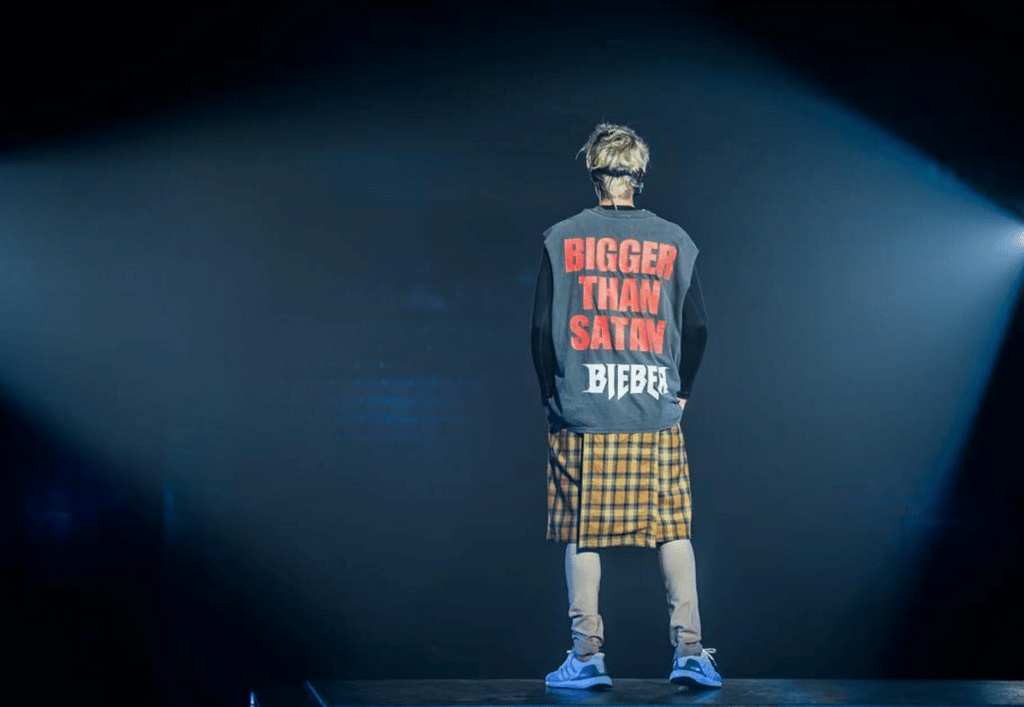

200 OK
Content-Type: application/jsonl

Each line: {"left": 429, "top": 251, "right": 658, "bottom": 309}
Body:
{"left": 659, "top": 538, "right": 703, "bottom": 657}
{"left": 565, "top": 542, "right": 603, "bottom": 658}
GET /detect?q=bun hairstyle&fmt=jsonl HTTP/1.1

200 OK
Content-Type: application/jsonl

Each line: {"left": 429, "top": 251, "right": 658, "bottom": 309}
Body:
{"left": 577, "top": 123, "right": 650, "bottom": 200}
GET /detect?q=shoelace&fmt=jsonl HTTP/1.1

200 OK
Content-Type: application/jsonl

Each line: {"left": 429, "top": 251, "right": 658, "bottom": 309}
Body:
{"left": 556, "top": 651, "right": 597, "bottom": 680}
{"left": 678, "top": 647, "right": 717, "bottom": 667}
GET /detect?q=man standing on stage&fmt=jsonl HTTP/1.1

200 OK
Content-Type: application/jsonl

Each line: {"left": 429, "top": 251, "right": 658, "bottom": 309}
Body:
{"left": 531, "top": 123, "right": 721, "bottom": 690}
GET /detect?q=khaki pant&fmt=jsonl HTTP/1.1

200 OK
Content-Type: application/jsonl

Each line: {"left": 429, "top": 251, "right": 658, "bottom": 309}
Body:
{"left": 565, "top": 539, "right": 703, "bottom": 659}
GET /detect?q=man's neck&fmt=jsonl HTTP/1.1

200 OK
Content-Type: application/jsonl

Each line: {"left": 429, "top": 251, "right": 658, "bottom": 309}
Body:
{"left": 598, "top": 198, "right": 635, "bottom": 208}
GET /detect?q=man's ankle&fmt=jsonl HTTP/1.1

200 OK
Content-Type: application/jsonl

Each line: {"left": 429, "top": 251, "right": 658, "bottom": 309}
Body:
{"left": 675, "top": 642, "right": 703, "bottom": 659}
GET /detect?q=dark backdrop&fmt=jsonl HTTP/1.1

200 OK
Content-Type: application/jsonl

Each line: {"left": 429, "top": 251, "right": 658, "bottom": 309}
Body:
{"left": 2, "top": 2, "right": 1021, "bottom": 702}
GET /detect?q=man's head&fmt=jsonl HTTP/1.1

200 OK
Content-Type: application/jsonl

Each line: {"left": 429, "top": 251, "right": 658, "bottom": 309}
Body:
{"left": 577, "top": 123, "right": 650, "bottom": 203}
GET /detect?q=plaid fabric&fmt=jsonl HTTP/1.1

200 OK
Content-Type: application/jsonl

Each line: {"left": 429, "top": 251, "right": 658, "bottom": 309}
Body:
{"left": 546, "top": 425, "right": 692, "bottom": 549}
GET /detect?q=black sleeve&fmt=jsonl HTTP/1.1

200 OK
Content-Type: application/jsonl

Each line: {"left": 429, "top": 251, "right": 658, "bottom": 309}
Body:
{"left": 677, "top": 266, "right": 708, "bottom": 400}
{"left": 531, "top": 249, "right": 556, "bottom": 402}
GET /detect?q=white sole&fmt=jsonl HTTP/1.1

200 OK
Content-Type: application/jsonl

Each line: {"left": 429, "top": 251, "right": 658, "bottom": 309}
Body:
{"left": 670, "top": 671, "right": 722, "bottom": 688}
{"left": 545, "top": 677, "right": 613, "bottom": 690}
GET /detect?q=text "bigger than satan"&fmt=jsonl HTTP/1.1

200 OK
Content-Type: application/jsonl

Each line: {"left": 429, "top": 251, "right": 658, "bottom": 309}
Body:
{"left": 564, "top": 237, "right": 677, "bottom": 353}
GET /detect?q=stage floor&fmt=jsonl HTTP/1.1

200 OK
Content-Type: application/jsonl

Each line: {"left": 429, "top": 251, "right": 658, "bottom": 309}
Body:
{"left": 255, "top": 679, "right": 1024, "bottom": 707}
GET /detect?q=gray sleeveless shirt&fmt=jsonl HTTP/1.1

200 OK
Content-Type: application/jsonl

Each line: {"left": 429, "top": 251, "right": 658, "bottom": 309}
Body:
{"left": 542, "top": 206, "right": 699, "bottom": 432}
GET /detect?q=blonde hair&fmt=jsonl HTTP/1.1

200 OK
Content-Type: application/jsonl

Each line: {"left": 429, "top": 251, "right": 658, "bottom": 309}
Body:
{"left": 577, "top": 123, "right": 650, "bottom": 200}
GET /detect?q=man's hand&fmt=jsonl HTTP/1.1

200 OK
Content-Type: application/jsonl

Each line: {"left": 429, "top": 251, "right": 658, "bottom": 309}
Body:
{"left": 677, "top": 397, "right": 687, "bottom": 413}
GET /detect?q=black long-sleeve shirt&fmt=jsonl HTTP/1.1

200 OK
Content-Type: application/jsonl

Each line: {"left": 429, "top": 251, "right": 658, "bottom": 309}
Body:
{"left": 530, "top": 209, "right": 708, "bottom": 403}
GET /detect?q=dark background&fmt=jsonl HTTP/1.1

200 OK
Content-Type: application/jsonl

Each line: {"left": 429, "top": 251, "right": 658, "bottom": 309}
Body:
{"left": 1, "top": 2, "right": 1021, "bottom": 703}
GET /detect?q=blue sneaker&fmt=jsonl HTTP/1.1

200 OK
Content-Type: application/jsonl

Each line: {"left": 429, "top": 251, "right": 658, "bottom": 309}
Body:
{"left": 669, "top": 647, "right": 721, "bottom": 688}
{"left": 545, "top": 650, "right": 613, "bottom": 689}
